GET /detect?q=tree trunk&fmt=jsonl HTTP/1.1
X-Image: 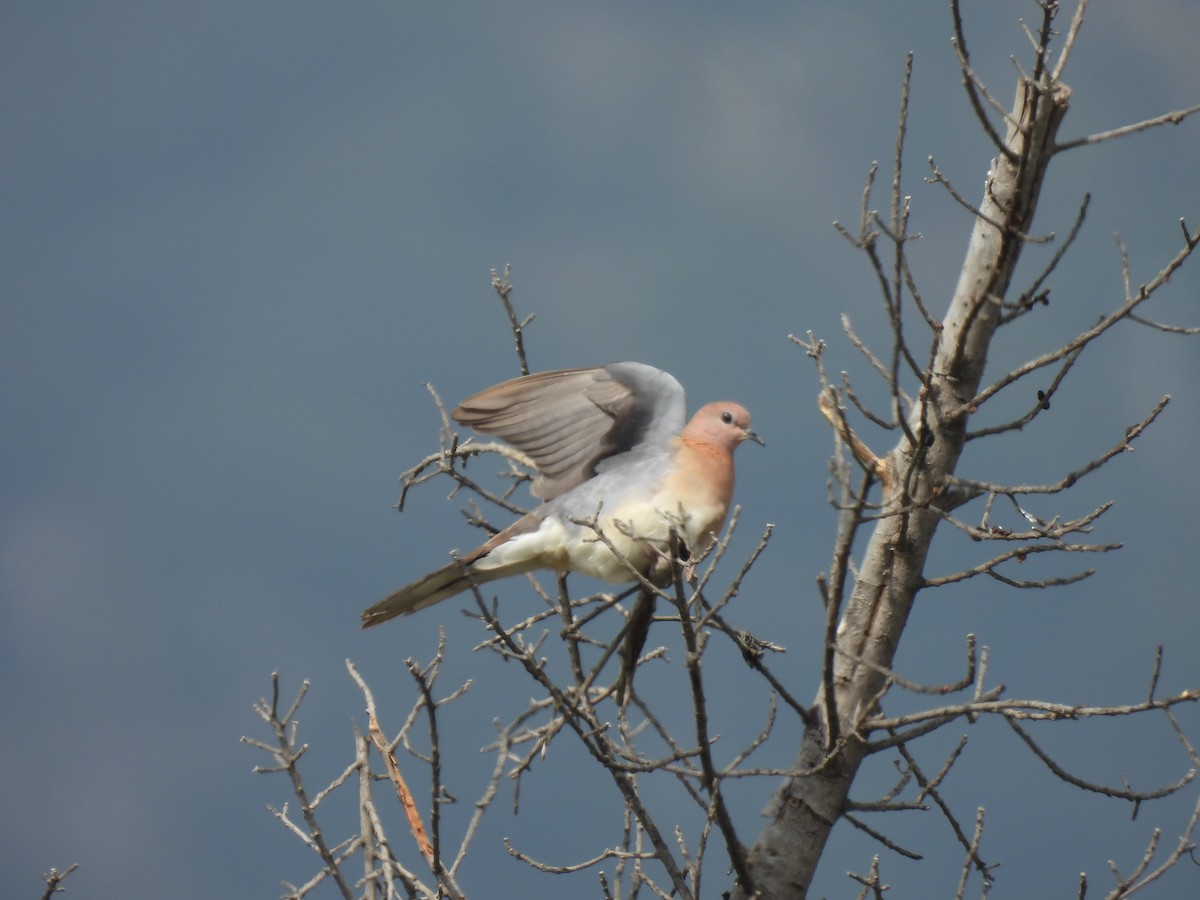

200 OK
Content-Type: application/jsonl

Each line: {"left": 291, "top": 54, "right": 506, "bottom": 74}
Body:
{"left": 737, "top": 75, "right": 1071, "bottom": 899}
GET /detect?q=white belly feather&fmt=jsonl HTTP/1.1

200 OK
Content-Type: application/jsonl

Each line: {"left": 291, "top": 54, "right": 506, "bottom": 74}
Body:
{"left": 470, "top": 491, "right": 724, "bottom": 585}
{"left": 470, "top": 440, "right": 731, "bottom": 587}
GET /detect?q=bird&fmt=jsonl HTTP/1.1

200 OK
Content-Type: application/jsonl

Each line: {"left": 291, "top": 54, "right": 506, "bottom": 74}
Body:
{"left": 361, "top": 362, "right": 762, "bottom": 628}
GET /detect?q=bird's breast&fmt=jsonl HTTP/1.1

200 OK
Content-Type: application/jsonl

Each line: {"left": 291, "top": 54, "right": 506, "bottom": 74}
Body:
{"left": 560, "top": 441, "right": 733, "bottom": 582}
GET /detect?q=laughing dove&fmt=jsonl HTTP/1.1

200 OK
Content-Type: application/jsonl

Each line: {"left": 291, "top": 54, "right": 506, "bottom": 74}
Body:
{"left": 361, "top": 362, "right": 761, "bottom": 628}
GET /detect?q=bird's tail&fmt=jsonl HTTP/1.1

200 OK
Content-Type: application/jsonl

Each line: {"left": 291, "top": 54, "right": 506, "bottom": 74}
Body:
{"left": 363, "top": 511, "right": 548, "bottom": 628}
{"left": 361, "top": 560, "right": 487, "bottom": 628}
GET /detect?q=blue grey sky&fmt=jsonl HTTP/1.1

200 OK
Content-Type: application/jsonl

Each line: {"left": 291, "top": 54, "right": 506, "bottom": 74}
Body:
{"left": 3, "top": 2, "right": 1199, "bottom": 897}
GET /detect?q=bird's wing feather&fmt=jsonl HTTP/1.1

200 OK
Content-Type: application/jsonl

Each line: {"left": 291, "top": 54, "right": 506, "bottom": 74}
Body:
{"left": 453, "top": 363, "right": 686, "bottom": 499}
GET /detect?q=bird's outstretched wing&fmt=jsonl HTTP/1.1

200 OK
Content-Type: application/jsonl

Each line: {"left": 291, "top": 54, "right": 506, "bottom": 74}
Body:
{"left": 452, "top": 362, "right": 686, "bottom": 499}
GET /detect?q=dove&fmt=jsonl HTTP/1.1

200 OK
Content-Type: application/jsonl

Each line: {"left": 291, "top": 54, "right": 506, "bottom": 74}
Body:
{"left": 361, "top": 362, "right": 761, "bottom": 628}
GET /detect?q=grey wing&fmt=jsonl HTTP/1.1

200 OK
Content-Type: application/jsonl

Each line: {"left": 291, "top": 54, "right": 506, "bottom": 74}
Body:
{"left": 452, "top": 362, "right": 687, "bottom": 499}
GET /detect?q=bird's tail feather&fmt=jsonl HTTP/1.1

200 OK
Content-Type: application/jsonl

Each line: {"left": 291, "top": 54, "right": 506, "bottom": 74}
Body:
{"left": 361, "top": 561, "right": 482, "bottom": 627}
{"left": 362, "top": 556, "right": 543, "bottom": 628}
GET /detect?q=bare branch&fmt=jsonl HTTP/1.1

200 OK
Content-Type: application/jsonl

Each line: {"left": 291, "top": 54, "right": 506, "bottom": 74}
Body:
{"left": 847, "top": 855, "right": 889, "bottom": 899}
{"left": 1050, "top": 0, "right": 1089, "bottom": 81}
{"left": 997, "top": 192, "right": 1090, "bottom": 326}
{"left": 468, "top": 581, "right": 698, "bottom": 899}
{"left": 1127, "top": 312, "right": 1200, "bottom": 335}
{"left": 818, "top": 389, "right": 888, "bottom": 483}
{"left": 41, "top": 864, "right": 79, "bottom": 900}
{"left": 398, "top": 435, "right": 534, "bottom": 516}
{"left": 900, "top": 736, "right": 996, "bottom": 882}
{"left": 1056, "top": 101, "right": 1200, "bottom": 152}
{"left": 949, "top": 0, "right": 1019, "bottom": 160}
{"left": 921, "top": 541, "right": 1116, "bottom": 589}
{"left": 926, "top": 156, "right": 1055, "bottom": 242}
{"left": 956, "top": 395, "right": 1170, "bottom": 494}
{"left": 243, "top": 672, "right": 356, "bottom": 900}
{"left": 843, "top": 813, "right": 923, "bottom": 860}
{"left": 402, "top": 644, "right": 469, "bottom": 899}
{"left": 669, "top": 553, "right": 755, "bottom": 895}
{"left": 971, "top": 222, "right": 1200, "bottom": 413}
{"left": 965, "top": 344, "right": 1084, "bottom": 440}
{"left": 503, "top": 838, "right": 658, "bottom": 874}
{"left": 1100, "top": 793, "right": 1200, "bottom": 897}
{"left": 954, "top": 808, "right": 988, "bottom": 900}
{"left": 1005, "top": 714, "right": 1197, "bottom": 803}
{"left": 839, "top": 315, "right": 904, "bottom": 404}
{"left": 868, "top": 690, "right": 1200, "bottom": 733}
{"left": 490, "top": 264, "right": 533, "bottom": 375}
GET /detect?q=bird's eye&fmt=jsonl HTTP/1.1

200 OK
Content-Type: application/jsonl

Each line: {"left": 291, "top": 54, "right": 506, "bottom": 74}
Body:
{"left": 721, "top": 411, "right": 734, "bottom": 424}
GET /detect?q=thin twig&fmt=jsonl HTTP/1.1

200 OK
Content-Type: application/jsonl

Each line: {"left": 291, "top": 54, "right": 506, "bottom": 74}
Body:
{"left": 491, "top": 264, "right": 533, "bottom": 375}
{"left": 1056, "top": 102, "right": 1200, "bottom": 152}
{"left": 41, "top": 864, "right": 80, "bottom": 900}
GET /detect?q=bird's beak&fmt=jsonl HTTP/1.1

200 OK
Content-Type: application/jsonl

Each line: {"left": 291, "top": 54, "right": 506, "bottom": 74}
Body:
{"left": 744, "top": 428, "right": 765, "bottom": 447}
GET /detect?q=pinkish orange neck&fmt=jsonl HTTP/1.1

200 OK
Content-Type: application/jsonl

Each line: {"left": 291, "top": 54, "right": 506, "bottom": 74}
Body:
{"left": 678, "top": 437, "right": 736, "bottom": 504}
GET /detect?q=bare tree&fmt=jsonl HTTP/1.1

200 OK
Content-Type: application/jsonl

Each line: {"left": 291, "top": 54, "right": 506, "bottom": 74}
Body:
{"left": 245, "top": 3, "right": 1200, "bottom": 897}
